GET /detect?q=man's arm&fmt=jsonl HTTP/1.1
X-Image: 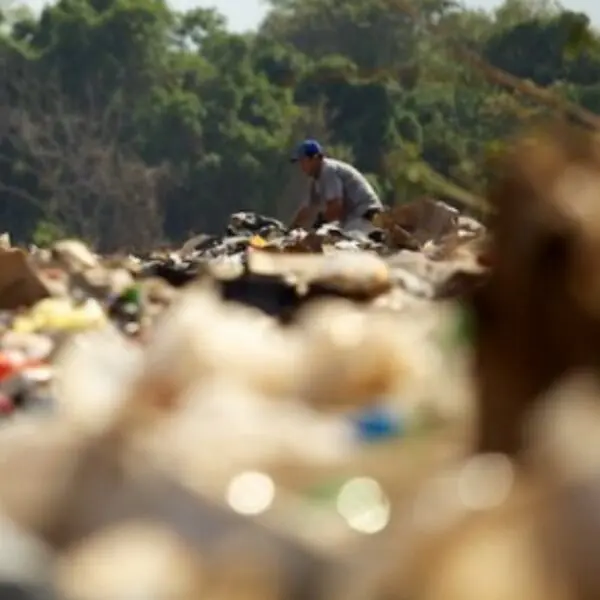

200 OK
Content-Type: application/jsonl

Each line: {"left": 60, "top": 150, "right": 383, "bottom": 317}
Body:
{"left": 289, "top": 203, "right": 320, "bottom": 230}
{"left": 289, "top": 178, "right": 322, "bottom": 230}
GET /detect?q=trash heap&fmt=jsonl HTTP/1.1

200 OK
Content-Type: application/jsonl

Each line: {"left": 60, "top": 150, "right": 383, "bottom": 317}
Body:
{"left": 0, "top": 197, "right": 486, "bottom": 416}
{"left": 0, "top": 195, "right": 483, "bottom": 598}
{"left": 3, "top": 122, "right": 600, "bottom": 600}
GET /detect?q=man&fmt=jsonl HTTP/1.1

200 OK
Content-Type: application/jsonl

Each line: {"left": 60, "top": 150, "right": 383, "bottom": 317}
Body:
{"left": 289, "top": 139, "right": 384, "bottom": 232}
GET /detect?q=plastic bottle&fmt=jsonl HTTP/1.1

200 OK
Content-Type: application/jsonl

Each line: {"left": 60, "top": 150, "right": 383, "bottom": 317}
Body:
{"left": 0, "top": 353, "right": 18, "bottom": 381}
{"left": 249, "top": 235, "right": 268, "bottom": 249}
{"left": 11, "top": 298, "right": 107, "bottom": 333}
{"left": 350, "top": 405, "right": 406, "bottom": 443}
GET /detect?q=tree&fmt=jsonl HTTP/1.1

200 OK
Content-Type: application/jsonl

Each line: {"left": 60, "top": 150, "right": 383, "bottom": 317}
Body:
{"left": 1, "top": 0, "right": 600, "bottom": 246}
{"left": 0, "top": 73, "right": 167, "bottom": 251}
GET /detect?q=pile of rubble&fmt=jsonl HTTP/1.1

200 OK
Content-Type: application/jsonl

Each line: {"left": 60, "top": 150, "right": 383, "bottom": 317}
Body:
{"left": 3, "top": 121, "right": 600, "bottom": 600}
{"left": 0, "top": 195, "right": 485, "bottom": 599}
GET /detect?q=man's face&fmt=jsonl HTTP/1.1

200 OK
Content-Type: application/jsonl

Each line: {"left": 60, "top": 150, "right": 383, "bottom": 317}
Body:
{"left": 298, "top": 155, "right": 318, "bottom": 176}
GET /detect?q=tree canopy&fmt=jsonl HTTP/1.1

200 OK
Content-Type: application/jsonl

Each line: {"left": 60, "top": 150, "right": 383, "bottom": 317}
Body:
{"left": 1, "top": 0, "right": 599, "bottom": 249}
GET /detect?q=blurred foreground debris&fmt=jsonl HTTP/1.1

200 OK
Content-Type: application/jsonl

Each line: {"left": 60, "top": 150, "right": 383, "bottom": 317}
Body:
{"left": 473, "top": 122, "right": 600, "bottom": 458}
{"left": 3, "top": 131, "right": 600, "bottom": 600}
{"left": 0, "top": 194, "right": 482, "bottom": 598}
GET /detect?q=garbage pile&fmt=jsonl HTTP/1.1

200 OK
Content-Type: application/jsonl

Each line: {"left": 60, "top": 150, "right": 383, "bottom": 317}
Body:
{"left": 0, "top": 196, "right": 487, "bottom": 415}
{"left": 143, "top": 198, "right": 488, "bottom": 319}
{"left": 2, "top": 122, "right": 600, "bottom": 600}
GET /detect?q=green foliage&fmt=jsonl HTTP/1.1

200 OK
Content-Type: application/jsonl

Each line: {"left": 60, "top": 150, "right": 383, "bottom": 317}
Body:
{"left": 1, "top": 0, "right": 600, "bottom": 246}
{"left": 32, "top": 220, "right": 66, "bottom": 247}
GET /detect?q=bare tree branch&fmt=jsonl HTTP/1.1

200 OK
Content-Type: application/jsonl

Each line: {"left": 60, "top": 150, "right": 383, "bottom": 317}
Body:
{"left": 0, "top": 71, "right": 168, "bottom": 251}
{"left": 0, "top": 180, "right": 47, "bottom": 210}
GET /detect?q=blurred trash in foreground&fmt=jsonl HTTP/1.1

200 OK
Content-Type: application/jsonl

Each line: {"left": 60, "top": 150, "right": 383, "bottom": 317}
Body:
{"left": 2, "top": 124, "right": 600, "bottom": 599}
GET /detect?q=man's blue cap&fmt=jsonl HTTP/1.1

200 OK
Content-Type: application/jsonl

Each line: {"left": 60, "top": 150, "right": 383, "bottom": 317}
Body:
{"left": 290, "top": 139, "right": 323, "bottom": 162}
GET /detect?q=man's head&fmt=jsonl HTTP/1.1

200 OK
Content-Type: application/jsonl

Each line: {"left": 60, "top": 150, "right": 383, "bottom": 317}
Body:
{"left": 290, "top": 139, "right": 323, "bottom": 176}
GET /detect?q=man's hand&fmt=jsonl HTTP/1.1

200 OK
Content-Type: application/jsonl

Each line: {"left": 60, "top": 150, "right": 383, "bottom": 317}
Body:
{"left": 289, "top": 204, "right": 320, "bottom": 230}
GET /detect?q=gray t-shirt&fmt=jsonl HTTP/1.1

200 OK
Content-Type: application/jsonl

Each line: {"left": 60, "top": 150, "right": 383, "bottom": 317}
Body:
{"left": 305, "top": 158, "right": 382, "bottom": 223}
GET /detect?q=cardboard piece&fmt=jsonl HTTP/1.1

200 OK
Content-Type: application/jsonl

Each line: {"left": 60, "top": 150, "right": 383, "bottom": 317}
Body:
{"left": 0, "top": 249, "right": 50, "bottom": 310}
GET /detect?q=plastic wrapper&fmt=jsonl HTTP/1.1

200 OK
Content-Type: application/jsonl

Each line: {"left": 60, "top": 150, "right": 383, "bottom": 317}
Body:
{"left": 12, "top": 298, "right": 107, "bottom": 333}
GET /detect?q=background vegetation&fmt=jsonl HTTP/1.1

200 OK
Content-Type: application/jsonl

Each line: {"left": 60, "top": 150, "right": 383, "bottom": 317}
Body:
{"left": 1, "top": 0, "right": 599, "bottom": 249}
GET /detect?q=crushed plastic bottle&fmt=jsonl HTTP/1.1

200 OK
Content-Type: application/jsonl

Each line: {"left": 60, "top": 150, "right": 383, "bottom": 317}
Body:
{"left": 11, "top": 298, "right": 107, "bottom": 333}
{"left": 0, "top": 351, "right": 46, "bottom": 384}
{"left": 350, "top": 405, "right": 406, "bottom": 444}
{"left": 109, "top": 285, "right": 143, "bottom": 336}
{"left": 249, "top": 235, "right": 268, "bottom": 249}
{"left": 0, "top": 353, "right": 18, "bottom": 382}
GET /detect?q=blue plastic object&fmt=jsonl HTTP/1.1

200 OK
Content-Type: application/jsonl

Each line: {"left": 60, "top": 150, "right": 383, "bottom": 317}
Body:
{"left": 351, "top": 407, "right": 405, "bottom": 443}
